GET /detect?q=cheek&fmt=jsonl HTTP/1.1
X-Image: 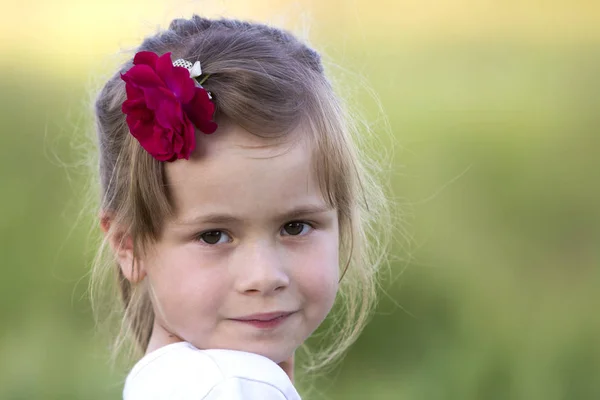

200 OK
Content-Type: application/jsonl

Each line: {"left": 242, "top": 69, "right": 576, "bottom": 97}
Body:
{"left": 295, "top": 235, "right": 340, "bottom": 305}
{"left": 144, "top": 246, "right": 229, "bottom": 315}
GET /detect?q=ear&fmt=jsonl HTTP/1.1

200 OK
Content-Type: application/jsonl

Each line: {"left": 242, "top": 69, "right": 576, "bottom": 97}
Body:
{"left": 100, "top": 212, "right": 147, "bottom": 283}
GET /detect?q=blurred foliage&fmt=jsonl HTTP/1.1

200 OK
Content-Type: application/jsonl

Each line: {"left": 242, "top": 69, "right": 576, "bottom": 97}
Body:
{"left": 1, "top": 6, "right": 600, "bottom": 400}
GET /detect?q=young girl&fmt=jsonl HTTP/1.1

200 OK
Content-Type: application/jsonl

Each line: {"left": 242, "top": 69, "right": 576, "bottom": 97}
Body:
{"left": 91, "top": 15, "right": 388, "bottom": 399}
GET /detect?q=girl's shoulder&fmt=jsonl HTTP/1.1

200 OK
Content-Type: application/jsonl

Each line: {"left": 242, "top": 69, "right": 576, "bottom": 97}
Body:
{"left": 123, "top": 342, "right": 301, "bottom": 400}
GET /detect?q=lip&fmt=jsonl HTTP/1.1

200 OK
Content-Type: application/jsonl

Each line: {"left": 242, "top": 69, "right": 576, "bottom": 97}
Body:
{"left": 230, "top": 311, "right": 296, "bottom": 329}
{"left": 234, "top": 311, "right": 296, "bottom": 321}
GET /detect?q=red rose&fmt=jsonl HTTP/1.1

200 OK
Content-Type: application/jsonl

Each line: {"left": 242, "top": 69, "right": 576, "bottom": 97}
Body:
{"left": 120, "top": 51, "right": 217, "bottom": 161}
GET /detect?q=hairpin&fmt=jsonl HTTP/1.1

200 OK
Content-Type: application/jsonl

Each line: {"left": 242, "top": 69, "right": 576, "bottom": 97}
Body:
{"left": 120, "top": 51, "right": 217, "bottom": 161}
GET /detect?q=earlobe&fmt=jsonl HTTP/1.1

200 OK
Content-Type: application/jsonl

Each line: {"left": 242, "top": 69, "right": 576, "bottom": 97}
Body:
{"left": 100, "top": 213, "right": 147, "bottom": 283}
{"left": 100, "top": 213, "right": 111, "bottom": 234}
{"left": 114, "top": 234, "right": 147, "bottom": 283}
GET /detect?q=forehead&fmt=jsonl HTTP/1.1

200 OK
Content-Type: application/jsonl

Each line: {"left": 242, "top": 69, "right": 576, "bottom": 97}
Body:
{"left": 165, "top": 122, "right": 324, "bottom": 220}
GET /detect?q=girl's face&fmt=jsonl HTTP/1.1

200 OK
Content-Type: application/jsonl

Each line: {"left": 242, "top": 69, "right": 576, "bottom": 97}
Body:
{"left": 141, "top": 122, "right": 339, "bottom": 363}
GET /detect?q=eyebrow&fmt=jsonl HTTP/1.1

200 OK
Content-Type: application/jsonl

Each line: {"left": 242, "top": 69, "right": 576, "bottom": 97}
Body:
{"left": 176, "top": 204, "right": 333, "bottom": 226}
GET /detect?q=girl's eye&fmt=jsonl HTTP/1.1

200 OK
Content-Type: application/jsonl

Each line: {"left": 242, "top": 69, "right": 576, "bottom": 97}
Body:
{"left": 281, "top": 222, "right": 312, "bottom": 236}
{"left": 197, "top": 230, "right": 231, "bottom": 245}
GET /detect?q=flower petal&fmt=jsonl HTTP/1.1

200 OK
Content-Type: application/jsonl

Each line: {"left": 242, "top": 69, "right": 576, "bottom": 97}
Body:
{"left": 122, "top": 81, "right": 143, "bottom": 100}
{"left": 184, "top": 87, "right": 217, "bottom": 134}
{"left": 172, "top": 130, "right": 184, "bottom": 155}
{"left": 180, "top": 115, "right": 197, "bottom": 159}
{"left": 145, "top": 125, "right": 175, "bottom": 162}
{"left": 122, "top": 64, "right": 164, "bottom": 88}
{"left": 122, "top": 98, "right": 153, "bottom": 121}
{"left": 126, "top": 115, "right": 154, "bottom": 142}
{"left": 133, "top": 51, "right": 159, "bottom": 68}
{"left": 155, "top": 53, "right": 196, "bottom": 103}
{"left": 153, "top": 96, "right": 184, "bottom": 130}
{"left": 143, "top": 86, "right": 176, "bottom": 111}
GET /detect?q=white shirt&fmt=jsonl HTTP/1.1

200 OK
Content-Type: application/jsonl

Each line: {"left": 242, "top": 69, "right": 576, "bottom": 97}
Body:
{"left": 123, "top": 342, "right": 302, "bottom": 400}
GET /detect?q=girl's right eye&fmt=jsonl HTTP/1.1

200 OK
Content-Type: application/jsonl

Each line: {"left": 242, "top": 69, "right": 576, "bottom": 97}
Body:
{"left": 196, "top": 230, "right": 231, "bottom": 245}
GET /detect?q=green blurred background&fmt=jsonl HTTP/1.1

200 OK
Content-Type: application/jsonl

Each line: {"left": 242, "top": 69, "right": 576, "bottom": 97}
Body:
{"left": 1, "top": 1, "right": 599, "bottom": 399}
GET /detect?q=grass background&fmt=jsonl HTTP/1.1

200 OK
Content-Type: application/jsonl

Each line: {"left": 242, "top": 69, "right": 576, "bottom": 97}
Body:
{"left": 1, "top": 1, "right": 599, "bottom": 399}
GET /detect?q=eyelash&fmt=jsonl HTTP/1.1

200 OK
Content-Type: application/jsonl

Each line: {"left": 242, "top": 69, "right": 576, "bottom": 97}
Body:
{"left": 194, "top": 221, "right": 314, "bottom": 246}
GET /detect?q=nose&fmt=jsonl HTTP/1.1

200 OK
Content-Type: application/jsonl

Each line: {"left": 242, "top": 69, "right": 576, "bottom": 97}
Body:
{"left": 234, "top": 240, "right": 290, "bottom": 295}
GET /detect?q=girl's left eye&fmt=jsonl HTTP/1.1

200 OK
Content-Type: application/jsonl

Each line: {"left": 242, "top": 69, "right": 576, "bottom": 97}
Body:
{"left": 281, "top": 221, "right": 312, "bottom": 236}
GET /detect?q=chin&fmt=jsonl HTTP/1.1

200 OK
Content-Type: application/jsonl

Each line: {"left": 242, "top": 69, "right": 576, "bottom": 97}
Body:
{"left": 226, "top": 341, "right": 296, "bottom": 364}
{"left": 257, "top": 346, "right": 295, "bottom": 364}
{"left": 188, "top": 331, "right": 301, "bottom": 364}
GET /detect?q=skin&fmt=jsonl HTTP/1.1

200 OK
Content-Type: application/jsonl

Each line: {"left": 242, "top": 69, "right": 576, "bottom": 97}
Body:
{"left": 105, "top": 121, "right": 340, "bottom": 379}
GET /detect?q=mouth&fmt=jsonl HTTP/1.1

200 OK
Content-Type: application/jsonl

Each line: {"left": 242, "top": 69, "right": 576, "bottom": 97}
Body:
{"left": 230, "top": 311, "right": 296, "bottom": 329}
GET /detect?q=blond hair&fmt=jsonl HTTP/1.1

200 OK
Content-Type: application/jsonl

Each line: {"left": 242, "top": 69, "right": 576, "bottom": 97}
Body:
{"left": 90, "top": 15, "right": 390, "bottom": 373}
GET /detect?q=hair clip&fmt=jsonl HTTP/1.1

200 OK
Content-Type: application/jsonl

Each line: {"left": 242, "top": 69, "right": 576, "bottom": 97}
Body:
{"left": 173, "top": 59, "right": 202, "bottom": 78}
{"left": 120, "top": 51, "right": 217, "bottom": 162}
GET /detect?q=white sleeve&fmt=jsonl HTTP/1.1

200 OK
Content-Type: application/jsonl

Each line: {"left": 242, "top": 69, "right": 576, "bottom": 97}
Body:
{"left": 202, "top": 377, "right": 288, "bottom": 400}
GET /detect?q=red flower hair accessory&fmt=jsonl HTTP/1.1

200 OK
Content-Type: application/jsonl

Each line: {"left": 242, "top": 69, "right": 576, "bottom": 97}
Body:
{"left": 120, "top": 51, "right": 217, "bottom": 162}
